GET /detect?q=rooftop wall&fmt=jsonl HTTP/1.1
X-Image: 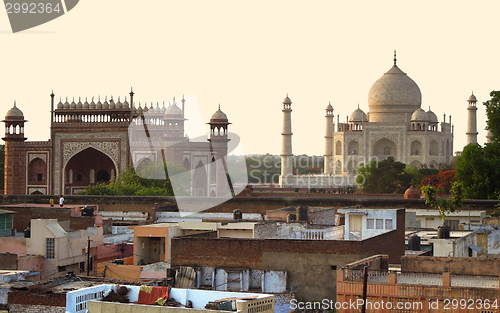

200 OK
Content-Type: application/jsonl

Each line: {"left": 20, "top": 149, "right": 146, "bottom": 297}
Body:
{"left": 402, "top": 256, "right": 500, "bottom": 276}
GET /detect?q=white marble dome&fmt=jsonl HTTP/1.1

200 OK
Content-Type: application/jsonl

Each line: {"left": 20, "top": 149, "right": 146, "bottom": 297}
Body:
{"left": 349, "top": 107, "right": 368, "bottom": 122}
{"left": 368, "top": 62, "right": 422, "bottom": 123}
{"left": 427, "top": 109, "right": 438, "bottom": 123}
{"left": 411, "top": 108, "right": 429, "bottom": 121}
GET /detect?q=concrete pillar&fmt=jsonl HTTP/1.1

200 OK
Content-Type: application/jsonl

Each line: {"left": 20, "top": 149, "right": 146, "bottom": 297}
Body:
{"left": 279, "top": 96, "right": 293, "bottom": 187}
{"left": 442, "top": 272, "right": 451, "bottom": 287}
{"left": 466, "top": 93, "right": 478, "bottom": 145}
{"left": 389, "top": 272, "right": 397, "bottom": 284}
{"left": 324, "top": 103, "right": 334, "bottom": 174}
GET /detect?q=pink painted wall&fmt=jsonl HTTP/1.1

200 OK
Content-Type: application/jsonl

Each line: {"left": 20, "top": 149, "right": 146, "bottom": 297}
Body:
{"left": 0, "top": 237, "right": 26, "bottom": 256}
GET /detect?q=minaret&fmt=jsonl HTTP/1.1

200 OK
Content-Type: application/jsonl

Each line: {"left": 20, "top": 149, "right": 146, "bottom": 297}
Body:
{"left": 208, "top": 105, "right": 231, "bottom": 197}
{"left": 324, "top": 102, "right": 334, "bottom": 174}
{"left": 2, "top": 102, "right": 27, "bottom": 194}
{"left": 466, "top": 92, "right": 478, "bottom": 144}
{"left": 279, "top": 95, "right": 293, "bottom": 187}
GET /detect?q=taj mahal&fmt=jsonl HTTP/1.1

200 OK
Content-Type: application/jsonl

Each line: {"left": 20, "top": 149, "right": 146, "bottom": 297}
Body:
{"left": 279, "top": 52, "right": 478, "bottom": 188}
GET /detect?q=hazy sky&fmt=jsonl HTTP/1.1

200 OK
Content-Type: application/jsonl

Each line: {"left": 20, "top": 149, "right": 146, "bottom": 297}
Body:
{"left": 1, "top": 1, "right": 498, "bottom": 156}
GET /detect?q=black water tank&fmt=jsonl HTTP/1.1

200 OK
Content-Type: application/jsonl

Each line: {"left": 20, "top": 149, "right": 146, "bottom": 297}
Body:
{"left": 287, "top": 214, "right": 297, "bottom": 222}
{"left": 437, "top": 226, "right": 450, "bottom": 239}
{"left": 24, "top": 228, "right": 31, "bottom": 238}
{"left": 82, "top": 205, "right": 94, "bottom": 217}
{"left": 233, "top": 209, "right": 242, "bottom": 220}
{"left": 408, "top": 234, "right": 421, "bottom": 251}
{"left": 297, "top": 206, "right": 308, "bottom": 221}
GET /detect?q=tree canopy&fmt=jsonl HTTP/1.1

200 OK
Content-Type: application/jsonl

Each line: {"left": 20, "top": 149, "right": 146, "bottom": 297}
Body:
{"left": 455, "top": 142, "right": 500, "bottom": 199}
{"left": 356, "top": 157, "right": 413, "bottom": 194}
{"left": 484, "top": 90, "right": 500, "bottom": 143}
{"left": 421, "top": 182, "right": 463, "bottom": 224}
{"left": 78, "top": 162, "right": 188, "bottom": 196}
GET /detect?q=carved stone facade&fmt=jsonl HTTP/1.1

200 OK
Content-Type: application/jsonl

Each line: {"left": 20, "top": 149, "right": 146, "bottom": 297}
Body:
{"left": 3, "top": 92, "right": 230, "bottom": 196}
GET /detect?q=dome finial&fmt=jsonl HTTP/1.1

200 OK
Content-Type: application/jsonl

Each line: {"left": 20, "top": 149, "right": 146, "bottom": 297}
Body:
{"left": 13, "top": 100, "right": 16, "bottom": 107}
{"left": 393, "top": 50, "right": 397, "bottom": 65}
{"left": 218, "top": 103, "right": 221, "bottom": 110}
{"left": 357, "top": 103, "right": 360, "bottom": 109}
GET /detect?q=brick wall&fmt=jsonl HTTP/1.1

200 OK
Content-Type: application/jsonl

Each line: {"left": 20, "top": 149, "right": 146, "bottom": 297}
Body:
{"left": 402, "top": 256, "right": 500, "bottom": 275}
{"left": 172, "top": 209, "right": 405, "bottom": 268}
{"left": 0, "top": 253, "right": 18, "bottom": 270}
{"left": 9, "top": 304, "right": 65, "bottom": 313}
{"left": 8, "top": 289, "right": 66, "bottom": 307}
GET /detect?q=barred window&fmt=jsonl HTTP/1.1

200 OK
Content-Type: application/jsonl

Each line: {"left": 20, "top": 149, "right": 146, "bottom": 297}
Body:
{"left": 46, "top": 238, "right": 55, "bottom": 259}
{"left": 376, "top": 219, "right": 384, "bottom": 229}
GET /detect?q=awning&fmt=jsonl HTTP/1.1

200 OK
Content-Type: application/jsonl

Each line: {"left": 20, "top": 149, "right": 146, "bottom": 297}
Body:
{"left": 468, "top": 244, "right": 482, "bottom": 253}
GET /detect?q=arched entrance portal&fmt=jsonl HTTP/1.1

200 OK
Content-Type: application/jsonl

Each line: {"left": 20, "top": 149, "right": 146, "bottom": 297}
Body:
{"left": 64, "top": 147, "right": 116, "bottom": 195}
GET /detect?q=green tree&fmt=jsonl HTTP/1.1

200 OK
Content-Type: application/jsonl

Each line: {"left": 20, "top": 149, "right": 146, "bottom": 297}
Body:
{"left": 356, "top": 157, "right": 412, "bottom": 194}
{"left": 78, "top": 162, "right": 187, "bottom": 196}
{"left": 484, "top": 90, "right": 500, "bottom": 143}
{"left": 421, "top": 182, "right": 463, "bottom": 225}
{"left": 455, "top": 142, "right": 500, "bottom": 199}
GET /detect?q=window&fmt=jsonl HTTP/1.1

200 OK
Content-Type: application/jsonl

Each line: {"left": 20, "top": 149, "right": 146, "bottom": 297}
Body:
{"left": 445, "top": 219, "right": 459, "bottom": 230}
{"left": 367, "top": 219, "right": 374, "bottom": 229}
{"left": 37, "top": 174, "right": 43, "bottom": 182}
{"left": 376, "top": 219, "right": 384, "bottom": 229}
{"left": 383, "top": 146, "right": 391, "bottom": 155}
{"left": 58, "top": 266, "right": 66, "bottom": 272}
{"left": 46, "top": 238, "right": 55, "bottom": 259}
{"left": 385, "top": 219, "right": 393, "bottom": 229}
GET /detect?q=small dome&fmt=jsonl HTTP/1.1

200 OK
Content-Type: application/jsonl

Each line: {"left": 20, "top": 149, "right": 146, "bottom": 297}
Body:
{"left": 160, "top": 103, "right": 166, "bottom": 114}
{"left": 83, "top": 98, "right": 89, "bottom": 109}
{"left": 96, "top": 99, "right": 102, "bottom": 109}
{"left": 411, "top": 108, "right": 429, "bottom": 122}
{"left": 89, "top": 98, "right": 96, "bottom": 110}
{"left": 283, "top": 95, "right": 292, "bottom": 104}
{"left": 5, "top": 102, "right": 24, "bottom": 118}
{"left": 76, "top": 98, "right": 83, "bottom": 109}
{"left": 122, "top": 98, "right": 129, "bottom": 109}
{"left": 115, "top": 98, "right": 122, "bottom": 109}
{"left": 70, "top": 99, "right": 76, "bottom": 109}
{"left": 154, "top": 103, "right": 161, "bottom": 114}
{"left": 57, "top": 99, "right": 63, "bottom": 109}
{"left": 468, "top": 93, "right": 477, "bottom": 102}
{"left": 165, "top": 103, "right": 183, "bottom": 115}
{"left": 404, "top": 185, "right": 421, "bottom": 199}
{"left": 349, "top": 107, "right": 368, "bottom": 122}
{"left": 326, "top": 103, "right": 333, "bottom": 111}
{"left": 211, "top": 105, "right": 227, "bottom": 120}
{"left": 427, "top": 109, "right": 438, "bottom": 123}
{"left": 63, "top": 99, "right": 70, "bottom": 109}
{"left": 102, "top": 98, "right": 109, "bottom": 109}
{"left": 109, "top": 99, "right": 115, "bottom": 109}
{"left": 137, "top": 103, "right": 143, "bottom": 114}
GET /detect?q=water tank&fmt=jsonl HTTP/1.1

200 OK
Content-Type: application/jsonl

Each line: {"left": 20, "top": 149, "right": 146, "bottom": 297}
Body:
{"left": 287, "top": 214, "right": 297, "bottom": 222}
{"left": 437, "top": 226, "right": 450, "bottom": 239}
{"left": 233, "top": 209, "right": 242, "bottom": 220}
{"left": 408, "top": 234, "right": 421, "bottom": 251}
{"left": 112, "top": 259, "right": 124, "bottom": 265}
{"left": 81, "top": 205, "right": 94, "bottom": 217}
{"left": 297, "top": 206, "right": 308, "bottom": 221}
{"left": 24, "top": 228, "right": 31, "bottom": 238}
